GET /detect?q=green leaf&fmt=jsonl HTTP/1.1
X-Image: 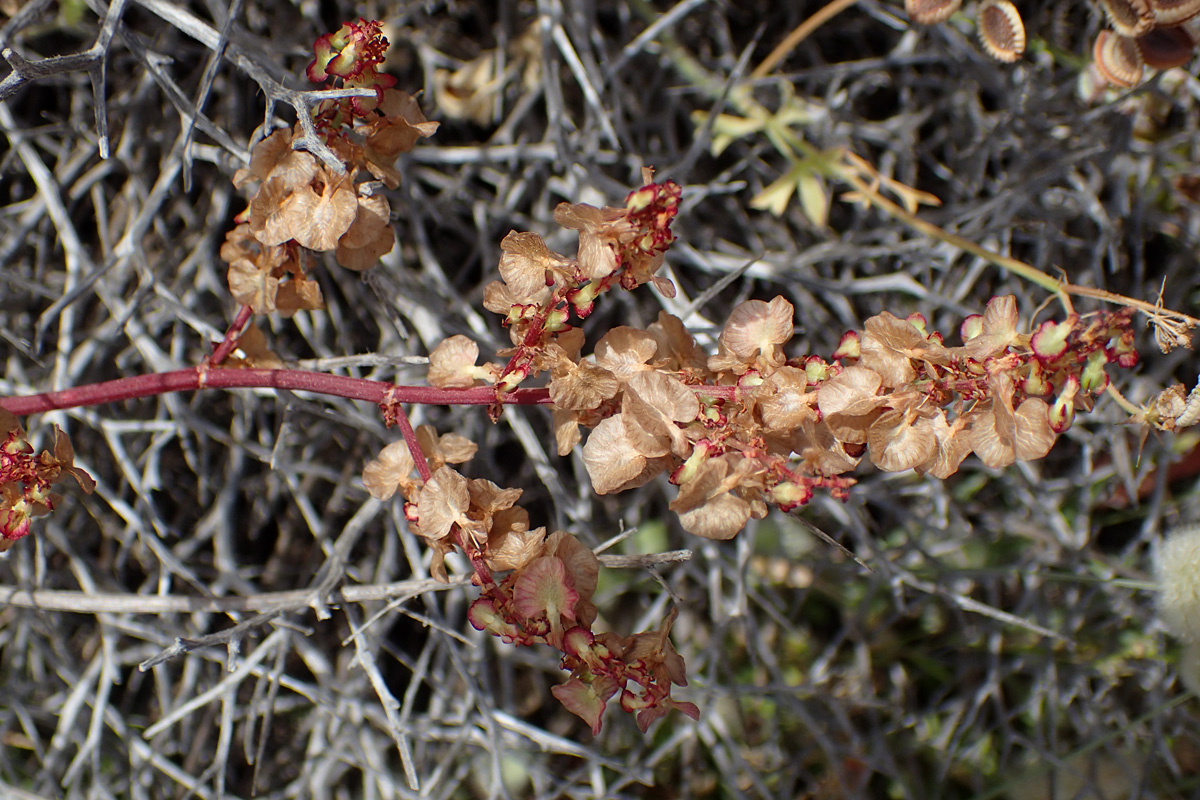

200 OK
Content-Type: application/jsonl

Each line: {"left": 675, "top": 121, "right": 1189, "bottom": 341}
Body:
{"left": 796, "top": 172, "right": 829, "bottom": 228}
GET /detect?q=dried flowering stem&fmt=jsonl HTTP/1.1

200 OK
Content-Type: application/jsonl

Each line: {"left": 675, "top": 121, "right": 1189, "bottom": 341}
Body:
{"left": 384, "top": 394, "right": 496, "bottom": 587}
{"left": 9, "top": 15, "right": 1195, "bottom": 744}
{"left": 219, "top": 20, "right": 439, "bottom": 318}
{"left": 3, "top": 163, "right": 1179, "bottom": 735}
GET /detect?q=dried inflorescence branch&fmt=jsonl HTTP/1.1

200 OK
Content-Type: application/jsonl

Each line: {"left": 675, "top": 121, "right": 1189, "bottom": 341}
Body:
{"left": 354, "top": 170, "right": 1171, "bottom": 731}
{"left": 360, "top": 423, "right": 698, "bottom": 733}
{"left": 476, "top": 170, "right": 681, "bottom": 401}
{"left": 416, "top": 179, "right": 1143, "bottom": 542}
{"left": 556, "top": 295, "right": 1134, "bottom": 540}
{"left": 0, "top": 410, "right": 94, "bottom": 550}
{"left": 221, "top": 20, "right": 439, "bottom": 315}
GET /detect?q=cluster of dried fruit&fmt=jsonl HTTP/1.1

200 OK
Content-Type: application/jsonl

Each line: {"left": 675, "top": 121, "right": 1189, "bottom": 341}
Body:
{"left": 221, "top": 21, "right": 438, "bottom": 315}
{"left": 361, "top": 424, "right": 699, "bottom": 733}
{"left": 0, "top": 410, "right": 94, "bottom": 550}
{"left": 904, "top": 0, "right": 1200, "bottom": 86}
{"left": 418, "top": 172, "right": 1140, "bottom": 540}
{"left": 357, "top": 170, "right": 1146, "bottom": 729}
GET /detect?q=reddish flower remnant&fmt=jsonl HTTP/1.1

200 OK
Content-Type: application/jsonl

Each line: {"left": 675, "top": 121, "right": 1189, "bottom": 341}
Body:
{"left": 306, "top": 18, "right": 397, "bottom": 117}
{"left": 467, "top": 538, "right": 696, "bottom": 734}
{"left": 0, "top": 410, "right": 94, "bottom": 550}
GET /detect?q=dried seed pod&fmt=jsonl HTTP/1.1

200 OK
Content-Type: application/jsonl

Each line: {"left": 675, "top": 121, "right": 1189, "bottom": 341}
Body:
{"left": 1100, "top": 0, "right": 1157, "bottom": 37}
{"left": 977, "top": 0, "right": 1026, "bottom": 62}
{"left": 1137, "top": 25, "right": 1196, "bottom": 68}
{"left": 905, "top": 0, "right": 961, "bottom": 24}
{"left": 1151, "top": 0, "right": 1200, "bottom": 27}
{"left": 1094, "top": 29, "right": 1145, "bottom": 86}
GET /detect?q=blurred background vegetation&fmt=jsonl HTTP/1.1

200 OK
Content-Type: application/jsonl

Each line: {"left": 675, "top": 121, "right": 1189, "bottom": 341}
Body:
{"left": 1, "top": 0, "right": 1199, "bottom": 797}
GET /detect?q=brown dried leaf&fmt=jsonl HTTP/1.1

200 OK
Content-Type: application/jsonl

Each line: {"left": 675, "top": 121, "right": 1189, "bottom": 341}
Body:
{"left": 860, "top": 312, "right": 948, "bottom": 387}
{"left": 792, "top": 419, "right": 861, "bottom": 476}
{"left": 553, "top": 201, "right": 622, "bottom": 234}
{"left": 717, "top": 297, "right": 794, "bottom": 367}
{"left": 481, "top": 279, "right": 551, "bottom": 314}
{"left": 648, "top": 311, "right": 709, "bottom": 375}
{"left": 363, "top": 440, "right": 417, "bottom": 501}
{"left": 581, "top": 415, "right": 647, "bottom": 494}
{"left": 363, "top": 91, "right": 440, "bottom": 188}
{"left": 0, "top": 409, "right": 22, "bottom": 437}
{"left": 267, "top": 149, "right": 319, "bottom": 191}
{"left": 549, "top": 358, "right": 620, "bottom": 411}
{"left": 339, "top": 194, "right": 390, "bottom": 249}
{"left": 817, "top": 366, "right": 884, "bottom": 417}
{"left": 867, "top": 408, "right": 938, "bottom": 473}
{"left": 417, "top": 466, "right": 470, "bottom": 540}
{"left": 233, "top": 323, "right": 285, "bottom": 369}
{"left": 467, "top": 477, "right": 523, "bottom": 516}
{"left": 627, "top": 371, "right": 700, "bottom": 423}
{"left": 373, "top": 90, "right": 441, "bottom": 154}
{"left": 228, "top": 258, "right": 280, "bottom": 314}
{"left": 417, "top": 426, "right": 479, "bottom": 472}
{"left": 757, "top": 366, "right": 816, "bottom": 431}
{"left": 428, "top": 335, "right": 483, "bottom": 388}
{"left": 249, "top": 178, "right": 296, "bottom": 246}
{"left": 670, "top": 457, "right": 752, "bottom": 540}
{"left": 274, "top": 274, "right": 325, "bottom": 316}
{"left": 1013, "top": 398, "right": 1056, "bottom": 461}
{"left": 336, "top": 224, "right": 395, "bottom": 271}
{"left": 499, "top": 231, "right": 562, "bottom": 299}
{"left": 577, "top": 231, "right": 618, "bottom": 280}
{"left": 50, "top": 428, "right": 95, "bottom": 494}
{"left": 594, "top": 327, "right": 659, "bottom": 381}
{"left": 487, "top": 515, "right": 546, "bottom": 572}
{"left": 552, "top": 409, "right": 583, "bottom": 456}
{"left": 914, "top": 413, "right": 973, "bottom": 479}
{"left": 289, "top": 175, "right": 358, "bottom": 251}
{"left": 960, "top": 295, "right": 1020, "bottom": 360}
{"left": 967, "top": 373, "right": 1055, "bottom": 466}
{"left": 233, "top": 129, "right": 293, "bottom": 189}
{"left": 621, "top": 389, "right": 687, "bottom": 459}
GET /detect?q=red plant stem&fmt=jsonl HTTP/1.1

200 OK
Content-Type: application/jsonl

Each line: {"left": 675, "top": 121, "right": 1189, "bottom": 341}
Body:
{"left": 0, "top": 361, "right": 738, "bottom": 588}
{"left": 393, "top": 402, "right": 432, "bottom": 483}
{"left": 388, "top": 394, "right": 495, "bottom": 586}
{"left": 0, "top": 367, "right": 554, "bottom": 416}
{"left": 208, "top": 305, "right": 255, "bottom": 366}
